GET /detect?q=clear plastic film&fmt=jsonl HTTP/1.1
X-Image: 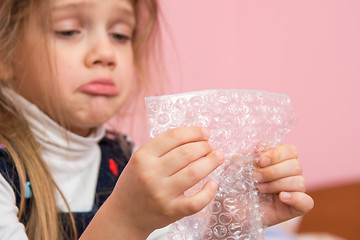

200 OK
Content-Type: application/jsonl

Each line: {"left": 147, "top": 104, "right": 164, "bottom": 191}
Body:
{"left": 145, "top": 89, "right": 295, "bottom": 240}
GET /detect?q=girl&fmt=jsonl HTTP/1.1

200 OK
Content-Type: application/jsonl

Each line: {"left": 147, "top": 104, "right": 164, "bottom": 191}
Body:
{"left": 0, "top": 0, "right": 314, "bottom": 239}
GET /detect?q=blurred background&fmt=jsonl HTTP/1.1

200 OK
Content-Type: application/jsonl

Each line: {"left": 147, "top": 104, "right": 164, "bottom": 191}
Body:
{"left": 155, "top": 0, "right": 360, "bottom": 192}
{"left": 117, "top": 1, "right": 360, "bottom": 238}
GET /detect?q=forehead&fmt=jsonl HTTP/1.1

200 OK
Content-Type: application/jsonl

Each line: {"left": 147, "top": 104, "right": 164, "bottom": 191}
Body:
{"left": 52, "top": 0, "right": 135, "bottom": 14}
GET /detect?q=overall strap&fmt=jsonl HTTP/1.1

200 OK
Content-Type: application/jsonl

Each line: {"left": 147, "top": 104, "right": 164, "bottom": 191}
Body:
{"left": 63, "top": 131, "right": 132, "bottom": 237}
{"left": 0, "top": 146, "right": 23, "bottom": 208}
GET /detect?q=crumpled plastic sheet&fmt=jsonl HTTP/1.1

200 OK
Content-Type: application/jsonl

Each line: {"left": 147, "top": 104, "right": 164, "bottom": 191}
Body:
{"left": 145, "top": 89, "right": 295, "bottom": 240}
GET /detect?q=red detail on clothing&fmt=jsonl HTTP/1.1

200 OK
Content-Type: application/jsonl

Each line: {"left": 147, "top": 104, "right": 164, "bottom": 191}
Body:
{"left": 109, "top": 158, "right": 119, "bottom": 176}
{"left": 105, "top": 132, "right": 116, "bottom": 140}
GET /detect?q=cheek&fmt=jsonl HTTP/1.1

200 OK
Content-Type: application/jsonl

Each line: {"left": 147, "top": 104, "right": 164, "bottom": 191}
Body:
{"left": 120, "top": 66, "right": 135, "bottom": 101}
{"left": 114, "top": 51, "right": 135, "bottom": 87}
{"left": 55, "top": 58, "right": 80, "bottom": 92}
{"left": 119, "top": 53, "right": 135, "bottom": 86}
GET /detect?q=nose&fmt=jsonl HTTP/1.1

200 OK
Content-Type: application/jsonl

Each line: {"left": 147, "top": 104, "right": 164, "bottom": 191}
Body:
{"left": 85, "top": 34, "right": 116, "bottom": 69}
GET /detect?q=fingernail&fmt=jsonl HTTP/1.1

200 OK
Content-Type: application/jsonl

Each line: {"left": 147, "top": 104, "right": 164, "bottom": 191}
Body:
{"left": 210, "top": 181, "right": 218, "bottom": 191}
{"left": 215, "top": 151, "right": 224, "bottom": 162}
{"left": 261, "top": 156, "right": 271, "bottom": 167}
{"left": 281, "top": 192, "right": 291, "bottom": 201}
{"left": 258, "top": 183, "right": 268, "bottom": 192}
{"left": 202, "top": 127, "right": 210, "bottom": 139}
{"left": 253, "top": 172, "right": 263, "bottom": 182}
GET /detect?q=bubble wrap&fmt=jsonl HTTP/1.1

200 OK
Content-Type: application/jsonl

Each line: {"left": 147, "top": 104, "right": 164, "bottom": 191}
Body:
{"left": 145, "top": 89, "right": 295, "bottom": 240}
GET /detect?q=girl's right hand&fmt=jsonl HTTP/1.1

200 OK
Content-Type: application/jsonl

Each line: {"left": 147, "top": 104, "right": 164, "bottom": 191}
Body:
{"left": 109, "top": 126, "right": 224, "bottom": 238}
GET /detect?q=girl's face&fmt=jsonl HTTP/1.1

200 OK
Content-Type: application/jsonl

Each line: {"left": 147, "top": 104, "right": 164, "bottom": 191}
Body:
{"left": 15, "top": 0, "right": 136, "bottom": 136}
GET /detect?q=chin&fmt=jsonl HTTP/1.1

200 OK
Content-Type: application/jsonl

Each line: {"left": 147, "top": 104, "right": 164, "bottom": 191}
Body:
{"left": 88, "top": 112, "right": 114, "bottom": 126}
{"left": 68, "top": 105, "right": 119, "bottom": 130}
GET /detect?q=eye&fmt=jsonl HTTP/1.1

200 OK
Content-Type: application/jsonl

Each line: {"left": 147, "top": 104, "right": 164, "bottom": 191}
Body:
{"left": 55, "top": 30, "right": 80, "bottom": 37}
{"left": 110, "top": 33, "right": 131, "bottom": 43}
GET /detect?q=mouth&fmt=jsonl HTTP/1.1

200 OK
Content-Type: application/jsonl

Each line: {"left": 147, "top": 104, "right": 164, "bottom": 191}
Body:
{"left": 78, "top": 78, "right": 119, "bottom": 96}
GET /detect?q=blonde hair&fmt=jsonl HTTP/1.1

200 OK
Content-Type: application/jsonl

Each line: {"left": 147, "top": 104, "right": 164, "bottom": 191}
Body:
{"left": 0, "top": 0, "right": 161, "bottom": 239}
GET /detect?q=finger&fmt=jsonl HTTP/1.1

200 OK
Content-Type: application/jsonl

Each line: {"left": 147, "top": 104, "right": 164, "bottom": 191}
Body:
{"left": 253, "top": 158, "right": 302, "bottom": 183}
{"left": 161, "top": 141, "right": 213, "bottom": 175}
{"left": 259, "top": 144, "right": 298, "bottom": 167}
{"left": 175, "top": 180, "right": 218, "bottom": 216}
{"left": 279, "top": 191, "right": 314, "bottom": 216}
{"left": 142, "top": 126, "right": 210, "bottom": 157}
{"left": 169, "top": 150, "right": 224, "bottom": 194}
{"left": 258, "top": 175, "right": 306, "bottom": 194}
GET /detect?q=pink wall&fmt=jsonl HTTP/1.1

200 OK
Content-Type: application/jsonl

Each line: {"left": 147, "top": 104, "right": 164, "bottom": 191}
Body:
{"left": 156, "top": 0, "right": 360, "bottom": 190}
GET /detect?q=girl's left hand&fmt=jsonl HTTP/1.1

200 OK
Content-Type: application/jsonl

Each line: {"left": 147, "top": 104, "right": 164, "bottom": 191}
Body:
{"left": 252, "top": 144, "right": 314, "bottom": 226}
